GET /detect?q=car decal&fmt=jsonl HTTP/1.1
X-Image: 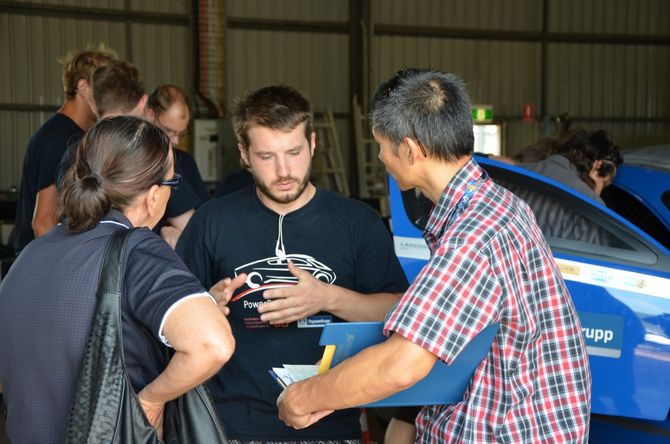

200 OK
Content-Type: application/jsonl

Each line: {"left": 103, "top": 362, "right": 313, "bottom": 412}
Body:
{"left": 393, "top": 235, "right": 431, "bottom": 260}
{"left": 553, "top": 258, "right": 670, "bottom": 300}
{"left": 393, "top": 235, "right": 670, "bottom": 300}
{"left": 578, "top": 312, "right": 624, "bottom": 358}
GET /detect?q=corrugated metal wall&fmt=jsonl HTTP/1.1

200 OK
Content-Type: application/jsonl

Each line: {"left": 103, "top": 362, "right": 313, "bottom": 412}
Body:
{"left": 549, "top": 0, "right": 669, "bottom": 34}
{"left": 368, "top": 0, "right": 670, "bottom": 154}
{"left": 227, "top": 0, "right": 347, "bottom": 21}
{"left": 0, "top": 0, "right": 192, "bottom": 191}
{"left": 373, "top": 0, "right": 542, "bottom": 30}
{"left": 2, "top": 0, "right": 669, "bottom": 192}
{"left": 224, "top": 0, "right": 351, "bottom": 178}
{"left": 226, "top": 30, "right": 349, "bottom": 112}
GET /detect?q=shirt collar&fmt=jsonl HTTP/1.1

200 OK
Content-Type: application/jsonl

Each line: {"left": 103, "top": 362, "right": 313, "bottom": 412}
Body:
{"left": 424, "top": 156, "right": 484, "bottom": 240}
{"left": 101, "top": 209, "right": 133, "bottom": 229}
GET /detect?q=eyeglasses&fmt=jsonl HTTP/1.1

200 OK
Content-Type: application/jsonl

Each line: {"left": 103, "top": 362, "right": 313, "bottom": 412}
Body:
{"left": 165, "top": 127, "right": 189, "bottom": 140}
{"left": 159, "top": 173, "right": 182, "bottom": 189}
{"left": 385, "top": 70, "right": 428, "bottom": 158}
{"left": 157, "top": 119, "right": 190, "bottom": 141}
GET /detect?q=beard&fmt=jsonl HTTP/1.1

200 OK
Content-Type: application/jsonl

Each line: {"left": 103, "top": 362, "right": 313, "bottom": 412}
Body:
{"left": 252, "top": 165, "right": 312, "bottom": 205}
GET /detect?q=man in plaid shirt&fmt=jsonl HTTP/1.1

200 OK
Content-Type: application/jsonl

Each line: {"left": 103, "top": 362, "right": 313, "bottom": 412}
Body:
{"left": 278, "top": 68, "right": 591, "bottom": 443}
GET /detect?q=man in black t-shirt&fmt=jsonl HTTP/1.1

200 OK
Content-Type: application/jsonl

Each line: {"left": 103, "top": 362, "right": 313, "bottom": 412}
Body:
{"left": 177, "top": 85, "right": 408, "bottom": 443}
{"left": 13, "top": 47, "right": 117, "bottom": 255}
{"left": 55, "top": 59, "right": 147, "bottom": 194}
{"left": 146, "top": 85, "right": 210, "bottom": 248}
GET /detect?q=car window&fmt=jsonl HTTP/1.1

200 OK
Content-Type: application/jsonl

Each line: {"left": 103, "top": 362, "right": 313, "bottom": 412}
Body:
{"left": 401, "top": 163, "right": 659, "bottom": 266}
{"left": 602, "top": 185, "right": 670, "bottom": 251}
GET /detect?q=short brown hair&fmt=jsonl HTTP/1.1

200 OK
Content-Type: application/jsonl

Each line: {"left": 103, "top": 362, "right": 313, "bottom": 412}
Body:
{"left": 59, "top": 46, "right": 119, "bottom": 99}
{"left": 91, "top": 60, "right": 145, "bottom": 117}
{"left": 233, "top": 85, "right": 313, "bottom": 149}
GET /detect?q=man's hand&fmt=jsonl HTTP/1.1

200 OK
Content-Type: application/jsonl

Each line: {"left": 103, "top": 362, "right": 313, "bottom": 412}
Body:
{"left": 137, "top": 391, "right": 165, "bottom": 439}
{"left": 277, "top": 384, "right": 334, "bottom": 429}
{"left": 258, "top": 261, "right": 332, "bottom": 325}
{"left": 209, "top": 273, "right": 247, "bottom": 316}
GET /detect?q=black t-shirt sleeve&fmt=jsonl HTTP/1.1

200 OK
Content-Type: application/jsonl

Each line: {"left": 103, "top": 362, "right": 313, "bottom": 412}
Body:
{"left": 124, "top": 230, "right": 207, "bottom": 340}
{"left": 55, "top": 142, "right": 78, "bottom": 193}
{"left": 353, "top": 210, "right": 409, "bottom": 294}
{"left": 176, "top": 205, "right": 216, "bottom": 289}
{"left": 37, "top": 140, "right": 67, "bottom": 190}
{"left": 37, "top": 130, "right": 82, "bottom": 191}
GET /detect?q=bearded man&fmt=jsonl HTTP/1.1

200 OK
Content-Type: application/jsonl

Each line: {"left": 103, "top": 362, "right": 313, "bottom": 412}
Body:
{"left": 177, "top": 85, "right": 408, "bottom": 443}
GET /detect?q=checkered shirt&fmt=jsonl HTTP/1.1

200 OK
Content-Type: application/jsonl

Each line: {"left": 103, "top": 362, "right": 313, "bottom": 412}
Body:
{"left": 385, "top": 158, "right": 591, "bottom": 443}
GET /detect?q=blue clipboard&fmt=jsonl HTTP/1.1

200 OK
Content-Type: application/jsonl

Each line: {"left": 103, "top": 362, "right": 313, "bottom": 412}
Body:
{"left": 319, "top": 322, "right": 500, "bottom": 407}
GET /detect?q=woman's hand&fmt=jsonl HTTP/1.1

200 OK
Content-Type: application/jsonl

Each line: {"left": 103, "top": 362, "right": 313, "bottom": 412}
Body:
{"left": 209, "top": 273, "right": 247, "bottom": 315}
{"left": 138, "top": 390, "right": 166, "bottom": 439}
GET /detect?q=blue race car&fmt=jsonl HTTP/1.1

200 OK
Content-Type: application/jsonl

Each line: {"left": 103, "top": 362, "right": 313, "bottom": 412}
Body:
{"left": 389, "top": 153, "right": 670, "bottom": 442}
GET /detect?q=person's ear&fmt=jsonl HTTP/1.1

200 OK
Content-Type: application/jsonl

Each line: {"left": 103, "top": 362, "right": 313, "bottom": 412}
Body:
{"left": 145, "top": 184, "right": 162, "bottom": 221}
{"left": 76, "top": 78, "right": 90, "bottom": 97}
{"left": 238, "top": 144, "right": 251, "bottom": 167}
{"left": 309, "top": 131, "right": 317, "bottom": 157}
{"left": 133, "top": 94, "right": 148, "bottom": 116}
{"left": 78, "top": 79, "right": 98, "bottom": 117}
{"left": 403, "top": 137, "right": 424, "bottom": 165}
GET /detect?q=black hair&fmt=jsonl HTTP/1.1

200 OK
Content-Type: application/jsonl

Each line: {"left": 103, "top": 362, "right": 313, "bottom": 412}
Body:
{"left": 370, "top": 68, "right": 474, "bottom": 162}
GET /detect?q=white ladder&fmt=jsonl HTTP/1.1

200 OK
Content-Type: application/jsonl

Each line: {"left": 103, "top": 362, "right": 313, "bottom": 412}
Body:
{"left": 313, "top": 110, "right": 350, "bottom": 196}
{"left": 352, "top": 96, "right": 388, "bottom": 207}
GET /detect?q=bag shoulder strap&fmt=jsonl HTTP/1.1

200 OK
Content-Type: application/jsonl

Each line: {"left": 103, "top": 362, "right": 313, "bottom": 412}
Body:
{"left": 66, "top": 227, "right": 142, "bottom": 444}
{"left": 98, "top": 228, "right": 134, "bottom": 301}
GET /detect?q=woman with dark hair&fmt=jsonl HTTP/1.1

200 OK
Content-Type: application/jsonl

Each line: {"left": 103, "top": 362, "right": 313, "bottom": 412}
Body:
{"left": 520, "top": 129, "right": 622, "bottom": 203}
{"left": 0, "top": 116, "right": 235, "bottom": 443}
{"left": 553, "top": 129, "right": 623, "bottom": 196}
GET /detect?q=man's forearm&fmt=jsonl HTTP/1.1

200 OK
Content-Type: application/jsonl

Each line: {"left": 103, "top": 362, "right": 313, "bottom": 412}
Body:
{"left": 167, "top": 208, "right": 195, "bottom": 232}
{"left": 326, "top": 288, "right": 403, "bottom": 322}
{"left": 33, "top": 184, "right": 59, "bottom": 236}
{"left": 281, "top": 333, "right": 436, "bottom": 417}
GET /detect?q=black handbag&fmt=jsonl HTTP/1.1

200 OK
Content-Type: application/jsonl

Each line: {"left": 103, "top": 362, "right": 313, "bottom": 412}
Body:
{"left": 66, "top": 228, "right": 228, "bottom": 443}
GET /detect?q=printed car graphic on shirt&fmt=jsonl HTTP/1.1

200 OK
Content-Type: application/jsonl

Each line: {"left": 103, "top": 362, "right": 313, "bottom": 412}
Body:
{"left": 231, "top": 253, "right": 337, "bottom": 302}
